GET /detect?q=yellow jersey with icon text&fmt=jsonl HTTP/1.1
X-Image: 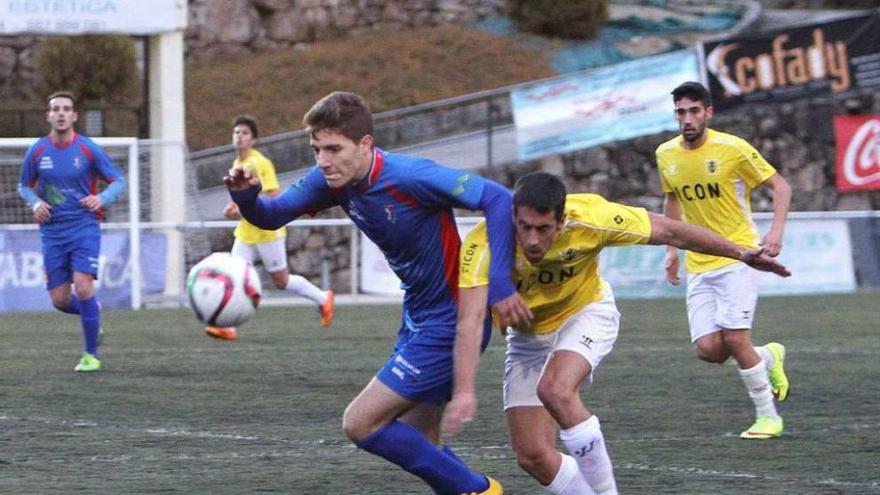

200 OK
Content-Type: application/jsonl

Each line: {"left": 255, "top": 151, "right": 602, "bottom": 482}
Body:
{"left": 459, "top": 194, "right": 651, "bottom": 334}
{"left": 233, "top": 149, "right": 287, "bottom": 244}
{"left": 655, "top": 128, "right": 776, "bottom": 274}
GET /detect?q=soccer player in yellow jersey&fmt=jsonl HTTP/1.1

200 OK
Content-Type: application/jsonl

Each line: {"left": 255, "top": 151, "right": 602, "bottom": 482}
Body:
{"left": 206, "top": 115, "right": 334, "bottom": 340}
{"left": 443, "top": 172, "right": 790, "bottom": 495}
{"left": 655, "top": 81, "right": 793, "bottom": 439}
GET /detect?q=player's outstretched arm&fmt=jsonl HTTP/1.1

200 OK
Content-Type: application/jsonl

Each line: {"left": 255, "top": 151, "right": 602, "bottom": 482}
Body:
{"left": 647, "top": 213, "right": 791, "bottom": 278}
{"left": 443, "top": 285, "right": 489, "bottom": 437}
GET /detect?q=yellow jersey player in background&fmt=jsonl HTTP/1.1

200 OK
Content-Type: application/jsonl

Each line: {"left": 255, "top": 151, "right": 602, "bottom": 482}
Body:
{"left": 443, "top": 172, "right": 790, "bottom": 495}
{"left": 655, "top": 81, "right": 793, "bottom": 439}
{"left": 207, "top": 115, "right": 334, "bottom": 341}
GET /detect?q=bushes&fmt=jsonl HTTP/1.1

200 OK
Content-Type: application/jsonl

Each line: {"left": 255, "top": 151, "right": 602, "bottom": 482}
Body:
{"left": 506, "top": 0, "right": 608, "bottom": 39}
{"left": 36, "top": 35, "right": 137, "bottom": 103}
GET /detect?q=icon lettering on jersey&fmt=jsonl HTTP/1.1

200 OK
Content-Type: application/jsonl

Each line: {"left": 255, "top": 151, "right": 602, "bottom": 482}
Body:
{"left": 39, "top": 156, "right": 54, "bottom": 170}
{"left": 706, "top": 159, "right": 720, "bottom": 175}
{"left": 461, "top": 242, "right": 478, "bottom": 272}
{"left": 348, "top": 201, "right": 366, "bottom": 222}
{"left": 384, "top": 204, "right": 397, "bottom": 224}
{"left": 451, "top": 174, "right": 470, "bottom": 196}
{"left": 391, "top": 367, "right": 405, "bottom": 380}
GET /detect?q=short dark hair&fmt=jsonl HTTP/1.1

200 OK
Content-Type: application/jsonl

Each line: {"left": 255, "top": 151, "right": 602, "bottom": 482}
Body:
{"left": 233, "top": 114, "right": 258, "bottom": 138}
{"left": 47, "top": 90, "right": 76, "bottom": 109}
{"left": 513, "top": 172, "right": 567, "bottom": 221}
{"left": 303, "top": 91, "right": 374, "bottom": 143}
{"left": 671, "top": 81, "right": 712, "bottom": 107}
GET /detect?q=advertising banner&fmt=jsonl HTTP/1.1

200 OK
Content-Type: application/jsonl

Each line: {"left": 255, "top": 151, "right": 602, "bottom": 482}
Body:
{"left": 0, "top": 0, "right": 186, "bottom": 35}
{"left": 834, "top": 114, "right": 880, "bottom": 191}
{"left": 703, "top": 13, "right": 880, "bottom": 111}
{"left": 0, "top": 230, "right": 166, "bottom": 312}
{"left": 601, "top": 218, "right": 856, "bottom": 298}
{"left": 510, "top": 50, "right": 700, "bottom": 161}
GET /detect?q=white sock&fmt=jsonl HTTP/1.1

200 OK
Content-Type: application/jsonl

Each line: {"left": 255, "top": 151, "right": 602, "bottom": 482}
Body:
{"left": 560, "top": 416, "right": 618, "bottom": 495}
{"left": 285, "top": 275, "right": 326, "bottom": 306}
{"left": 546, "top": 454, "right": 597, "bottom": 495}
{"left": 739, "top": 359, "right": 778, "bottom": 418}
{"left": 757, "top": 345, "right": 775, "bottom": 370}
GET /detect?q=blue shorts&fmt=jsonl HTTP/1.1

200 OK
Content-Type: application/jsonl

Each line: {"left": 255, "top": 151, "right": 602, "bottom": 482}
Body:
{"left": 377, "top": 318, "right": 492, "bottom": 405}
{"left": 41, "top": 224, "right": 101, "bottom": 290}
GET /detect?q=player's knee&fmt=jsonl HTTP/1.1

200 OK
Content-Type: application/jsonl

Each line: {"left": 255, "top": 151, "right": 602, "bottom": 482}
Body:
{"left": 342, "top": 405, "right": 373, "bottom": 443}
{"left": 270, "top": 271, "right": 288, "bottom": 290}
{"left": 694, "top": 344, "right": 728, "bottom": 364}
{"left": 536, "top": 380, "right": 574, "bottom": 412}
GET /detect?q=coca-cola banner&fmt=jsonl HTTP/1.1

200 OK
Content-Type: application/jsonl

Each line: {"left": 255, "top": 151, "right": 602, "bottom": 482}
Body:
{"left": 702, "top": 12, "right": 880, "bottom": 111}
{"left": 834, "top": 114, "right": 880, "bottom": 191}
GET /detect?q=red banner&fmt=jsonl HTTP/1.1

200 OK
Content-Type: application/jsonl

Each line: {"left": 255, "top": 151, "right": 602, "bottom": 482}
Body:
{"left": 834, "top": 114, "right": 880, "bottom": 192}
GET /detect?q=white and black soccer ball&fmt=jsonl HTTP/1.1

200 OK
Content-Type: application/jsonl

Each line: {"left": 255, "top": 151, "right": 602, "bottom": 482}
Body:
{"left": 187, "top": 252, "right": 262, "bottom": 328}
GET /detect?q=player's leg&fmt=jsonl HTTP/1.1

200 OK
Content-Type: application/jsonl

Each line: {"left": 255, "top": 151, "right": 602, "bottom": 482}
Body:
{"left": 343, "top": 378, "right": 495, "bottom": 494}
{"left": 255, "top": 239, "right": 334, "bottom": 327}
{"left": 70, "top": 229, "right": 102, "bottom": 372}
{"left": 344, "top": 326, "right": 497, "bottom": 494}
{"left": 508, "top": 407, "right": 596, "bottom": 495}
{"left": 686, "top": 270, "right": 729, "bottom": 364}
{"left": 714, "top": 265, "right": 782, "bottom": 439}
{"left": 44, "top": 238, "right": 80, "bottom": 314}
{"left": 539, "top": 291, "right": 620, "bottom": 495}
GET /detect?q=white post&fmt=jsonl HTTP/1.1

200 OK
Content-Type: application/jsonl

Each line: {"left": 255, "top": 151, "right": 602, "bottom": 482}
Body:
{"left": 148, "top": 30, "right": 187, "bottom": 298}
{"left": 127, "top": 139, "right": 141, "bottom": 309}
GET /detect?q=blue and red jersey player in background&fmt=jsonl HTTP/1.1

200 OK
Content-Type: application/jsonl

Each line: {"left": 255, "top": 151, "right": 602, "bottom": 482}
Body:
{"left": 226, "top": 92, "right": 532, "bottom": 495}
{"left": 17, "top": 91, "right": 126, "bottom": 373}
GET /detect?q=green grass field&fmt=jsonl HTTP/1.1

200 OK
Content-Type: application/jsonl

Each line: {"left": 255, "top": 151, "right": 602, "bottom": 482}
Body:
{"left": 1, "top": 293, "right": 878, "bottom": 494}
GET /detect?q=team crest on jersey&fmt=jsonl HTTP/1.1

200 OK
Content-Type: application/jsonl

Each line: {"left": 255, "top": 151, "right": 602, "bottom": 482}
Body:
{"left": 384, "top": 204, "right": 397, "bottom": 224}
{"left": 39, "top": 155, "right": 54, "bottom": 170}
{"left": 563, "top": 248, "right": 577, "bottom": 261}
{"left": 73, "top": 156, "right": 83, "bottom": 168}
{"left": 706, "top": 159, "right": 720, "bottom": 175}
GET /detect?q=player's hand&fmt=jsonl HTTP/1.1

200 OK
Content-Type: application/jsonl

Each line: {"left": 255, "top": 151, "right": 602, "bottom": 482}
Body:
{"left": 492, "top": 292, "right": 532, "bottom": 328}
{"left": 664, "top": 250, "right": 681, "bottom": 285}
{"left": 79, "top": 195, "right": 103, "bottom": 212}
{"left": 33, "top": 201, "right": 51, "bottom": 223}
{"left": 223, "top": 201, "right": 240, "bottom": 219}
{"left": 761, "top": 229, "right": 784, "bottom": 257}
{"left": 740, "top": 247, "right": 791, "bottom": 277}
{"left": 223, "top": 167, "right": 260, "bottom": 191}
{"left": 442, "top": 391, "right": 477, "bottom": 437}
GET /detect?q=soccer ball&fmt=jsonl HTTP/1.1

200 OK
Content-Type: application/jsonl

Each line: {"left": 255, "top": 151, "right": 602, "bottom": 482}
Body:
{"left": 187, "top": 252, "right": 262, "bottom": 327}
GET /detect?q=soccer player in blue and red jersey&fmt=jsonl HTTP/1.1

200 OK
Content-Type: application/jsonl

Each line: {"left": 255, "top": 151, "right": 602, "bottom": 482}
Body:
{"left": 225, "top": 91, "right": 531, "bottom": 495}
{"left": 17, "top": 91, "right": 126, "bottom": 373}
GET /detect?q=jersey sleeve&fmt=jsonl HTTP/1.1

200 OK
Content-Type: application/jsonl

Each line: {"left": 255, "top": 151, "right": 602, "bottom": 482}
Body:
{"left": 18, "top": 143, "right": 43, "bottom": 208}
{"left": 255, "top": 154, "right": 281, "bottom": 192}
{"left": 232, "top": 165, "right": 336, "bottom": 230}
{"left": 403, "top": 159, "right": 486, "bottom": 210}
{"left": 733, "top": 137, "right": 776, "bottom": 187}
{"left": 458, "top": 221, "right": 491, "bottom": 289}
{"left": 570, "top": 195, "right": 652, "bottom": 247}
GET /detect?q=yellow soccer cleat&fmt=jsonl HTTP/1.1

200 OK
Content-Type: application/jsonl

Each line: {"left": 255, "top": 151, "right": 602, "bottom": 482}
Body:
{"left": 74, "top": 353, "right": 103, "bottom": 372}
{"left": 462, "top": 476, "right": 503, "bottom": 495}
{"left": 740, "top": 415, "right": 783, "bottom": 439}
{"left": 765, "top": 342, "right": 789, "bottom": 401}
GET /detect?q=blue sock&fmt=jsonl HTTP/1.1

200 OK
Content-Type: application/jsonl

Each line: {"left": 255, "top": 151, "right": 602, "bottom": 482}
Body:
{"left": 356, "top": 420, "right": 488, "bottom": 495}
{"left": 79, "top": 297, "right": 101, "bottom": 356}
{"left": 442, "top": 444, "right": 467, "bottom": 468}
{"left": 59, "top": 294, "right": 81, "bottom": 314}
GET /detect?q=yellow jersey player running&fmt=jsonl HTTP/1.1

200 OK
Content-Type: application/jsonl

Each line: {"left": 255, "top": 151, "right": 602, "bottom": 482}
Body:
{"left": 207, "top": 115, "right": 334, "bottom": 341}
{"left": 655, "top": 81, "right": 793, "bottom": 439}
{"left": 443, "top": 172, "right": 790, "bottom": 495}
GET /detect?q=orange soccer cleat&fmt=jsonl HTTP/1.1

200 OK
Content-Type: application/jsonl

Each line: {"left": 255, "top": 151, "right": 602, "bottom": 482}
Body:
{"left": 320, "top": 290, "right": 335, "bottom": 328}
{"left": 205, "top": 326, "right": 238, "bottom": 341}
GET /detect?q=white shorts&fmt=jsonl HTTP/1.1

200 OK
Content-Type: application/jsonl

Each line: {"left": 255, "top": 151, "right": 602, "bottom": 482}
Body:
{"left": 685, "top": 262, "right": 758, "bottom": 342}
{"left": 503, "top": 286, "right": 620, "bottom": 410}
{"left": 232, "top": 238, "right": 288, "bottom": 273}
